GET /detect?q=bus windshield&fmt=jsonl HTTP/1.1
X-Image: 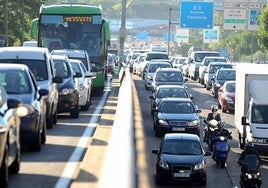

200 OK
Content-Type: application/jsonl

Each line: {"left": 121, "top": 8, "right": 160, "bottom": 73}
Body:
{"left": 40, "top": 15, "right": 102, "bottom": 64}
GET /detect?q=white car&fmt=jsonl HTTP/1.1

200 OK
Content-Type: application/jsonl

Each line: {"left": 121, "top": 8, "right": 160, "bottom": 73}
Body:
{"left": 70, "top": 59, "right": 95, "bottom": 111}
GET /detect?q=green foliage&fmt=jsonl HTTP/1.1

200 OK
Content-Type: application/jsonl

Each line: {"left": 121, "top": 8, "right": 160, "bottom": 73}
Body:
{"left": 257, "top": 5, "right": 268, "bottom": 51}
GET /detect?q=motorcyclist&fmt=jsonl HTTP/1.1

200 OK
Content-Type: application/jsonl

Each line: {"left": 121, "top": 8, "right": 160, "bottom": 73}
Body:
{"left": 238, "top": 142, "right": 261, "bottom": 165}
{"left": 203, "top": 105, "right": 222, "bottom": 142}
{"left": 212, "top": 121, "right": 232, "bottom": 159}
{"left": 238, "top": 142, "right": 262, "bottom": 188}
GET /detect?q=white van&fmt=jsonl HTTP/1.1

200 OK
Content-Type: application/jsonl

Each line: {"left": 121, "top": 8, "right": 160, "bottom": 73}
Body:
{"left": 0, "top": 47, "right": 62, "bottom": 128}
{"left": 23, "top": 41, "right": 37, "bottom": 47}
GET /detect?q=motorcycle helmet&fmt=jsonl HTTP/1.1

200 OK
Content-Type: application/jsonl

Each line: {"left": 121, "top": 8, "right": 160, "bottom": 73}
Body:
{"left": 211, "top": 104, "right": 218, "bottom": 112}
{"left": 245, "top": 142, "right": 254, "bottom": 149}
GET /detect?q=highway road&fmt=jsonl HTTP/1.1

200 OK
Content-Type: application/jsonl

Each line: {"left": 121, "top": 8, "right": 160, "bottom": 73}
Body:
{"left": 6, "top": 69, "right": 268, "bottom": 188}
{"left": 131, "top": 72, "right": 268, "bottom": 188}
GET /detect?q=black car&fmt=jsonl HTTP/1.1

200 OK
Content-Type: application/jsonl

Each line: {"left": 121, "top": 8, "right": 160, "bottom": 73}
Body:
{"left": 0, "top": 87, "right": 27, "bottom": 187}
{"left": 152, "top": 98, "right": 201, "bottom": 137}
{"left": 51, "top": 55, "right": 81, "bottom": 118}
{"left": 211, "top": 68, "right": 236, "bottom": 98}
{"left": 149, "top": 85, "right": 194, "bottom": 115}
{"left": 152, "top": 133, "right": 211, "bottom": 186}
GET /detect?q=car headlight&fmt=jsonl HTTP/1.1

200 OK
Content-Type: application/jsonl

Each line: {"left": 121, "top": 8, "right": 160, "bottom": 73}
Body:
{"left": 188, "top": 120, "right": 199, "bottom": 126}
{"left": 60, "top": 88, "right": 74, "bottom": 95}
{"left": 16, "top": 106, "right": 29, "bottom": 117}
{"left": 246, "top": 173, "right": 253, "bottom": 179}
{"left": 158, "top": 119, "right": 169, "bottom": 125}
{"left": 23, "top": 104, "right": 35, "bottom": 114}
{"left": 79, "top": 85, "right": 85, "bottom": 90}
{"left": 194, "top": 161, "right": 205, "bottom": 170}
{"left": 159, "top": 161, "right": 169, "bottom": 169}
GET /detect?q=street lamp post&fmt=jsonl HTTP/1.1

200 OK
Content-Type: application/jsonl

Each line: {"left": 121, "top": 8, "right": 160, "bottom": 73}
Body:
{"left": 168, "top": 7, "right": 179, "bottom": 56}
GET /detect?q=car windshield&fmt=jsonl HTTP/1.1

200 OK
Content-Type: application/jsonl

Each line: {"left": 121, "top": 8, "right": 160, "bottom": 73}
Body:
{"left": 0, "top": 59, "right": 48, "bottom": 81}
{"left": 160, "top": 101, "right": 195, "bottom": 114}
{"left": 148, "top": 63, "right": 171, "bottom": 73}
{"left": 0, "top": 71, "right": 31, "bottom": 94}
{"left": 157, "top": 88, "right": 188, "bottom": 98}
{"left": 161, "top": 139, "right": 202, "bottom": 155}
{"left": 53, "top": 60, "right": 72, "bottom": 78}
{"left": 217, "top": 70, "right": 236, "bottom": 80}
{"left": 252, "top": 106, "right": 268, "bottom": 124}
{"left": 70, "top": 62, "right": 82, "bottom": 74}
{"left": 209, "top": 65, "right": 232, "bottom": 73}
{"left": 226, "top": 83, "right": 235, "bottom": 92}
{"left": 204, "top": 58, "right": 227, "bottom": 66}
{"left": 155, "top": 71, "right": 183, "bottom": 82}
{"left": 194, "top": 52, "right": 219, "bottom": 62}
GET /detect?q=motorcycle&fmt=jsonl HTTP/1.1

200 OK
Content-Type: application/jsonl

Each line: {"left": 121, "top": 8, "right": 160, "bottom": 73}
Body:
{"left": 239, "top": 154, "right": 262, "bottom": 188}
{"left": 212, "top": 133, "right": 232, "bottom": 169}
{"left": 203, "top": 119, "right": 219, "bottom": 151}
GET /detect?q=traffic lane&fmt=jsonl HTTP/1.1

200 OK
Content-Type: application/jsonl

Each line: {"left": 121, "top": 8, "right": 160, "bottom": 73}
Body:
{"left": 7, "top": 93, "right": 107, "bottom": 188}
{"left": 186, "top": 78, "right": 268, "bottom": 187}
{"left": 132, "top": 74, "right": 238, "bottom": 187}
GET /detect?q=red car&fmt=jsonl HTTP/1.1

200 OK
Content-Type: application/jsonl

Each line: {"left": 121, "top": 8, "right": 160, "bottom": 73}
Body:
{"left": 218, "top": 80, "right": 235, "bottom": 113}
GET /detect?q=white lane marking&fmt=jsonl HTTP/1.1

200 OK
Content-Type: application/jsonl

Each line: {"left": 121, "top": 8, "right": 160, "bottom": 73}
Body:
{"left": 55, "top": 79, "right": 111, "bottom": 188}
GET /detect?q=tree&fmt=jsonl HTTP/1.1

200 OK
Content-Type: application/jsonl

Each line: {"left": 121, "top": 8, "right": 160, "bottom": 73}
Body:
{"left": 257, "top": 5, "right": 268, "bottom": 51}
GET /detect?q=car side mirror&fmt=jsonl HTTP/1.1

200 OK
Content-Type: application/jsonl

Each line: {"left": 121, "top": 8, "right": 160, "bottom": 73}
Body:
{"left": 241, "top": 116, "right": 249, "bottom": 126}
{"left": 152, "top": 149, "right": 158, "bottom": 154}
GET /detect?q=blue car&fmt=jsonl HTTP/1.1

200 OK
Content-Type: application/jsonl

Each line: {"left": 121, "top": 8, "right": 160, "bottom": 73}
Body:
{"left": 0, "top": 64, "right": 49, "bottom": 151}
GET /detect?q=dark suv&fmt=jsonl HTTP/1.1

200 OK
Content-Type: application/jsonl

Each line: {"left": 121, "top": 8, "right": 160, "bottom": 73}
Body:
{"left": 51, "top": 54, "right": 80, "bottom": 118}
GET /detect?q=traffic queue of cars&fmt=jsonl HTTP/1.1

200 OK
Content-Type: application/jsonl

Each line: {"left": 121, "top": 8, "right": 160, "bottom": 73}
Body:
{"left": 0, "top": 46, "right": 98, "bottom": 186}
{"left": 130, "top": 48, "right": 237, "bottom": 186}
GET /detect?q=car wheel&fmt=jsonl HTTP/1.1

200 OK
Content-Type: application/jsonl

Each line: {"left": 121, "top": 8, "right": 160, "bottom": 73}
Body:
{"left": 52, "top": 107, "right": 58, "bottom": 124}
{"left": 46, "top": 115, "right": 53, "bottom": 129}
{"left": 200, "top": 79, "right": 204, "bottom": 85}
{"left": 222, "top": 107, "right": 227, "bottom": 113}
{"left": 41, "top": 119, "right": 47, "bottom": 144}
{"left": 0, "top": 143, "right": 8, "bottom": 187}
{"left": 81, "top": 93, "right": 91, "bottom": 111}
{"left": 9, "top": 148, "right": 20, "bottom": 174}
{"left": 155, "top": 174, "right": 163, "bottom": 185}
{"left": 32, "top": 126, "right": 41, "bottom": 151}
{"left": 70, "top": 106, "right": 80, "bottom": 118}
{"left": 200, "top": 179, "right": 206, "bottom": 186}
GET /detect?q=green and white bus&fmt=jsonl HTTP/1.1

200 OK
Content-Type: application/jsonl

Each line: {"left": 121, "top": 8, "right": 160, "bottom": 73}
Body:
{"left": 30, "top": 3, "right": 111, "bottom": 94}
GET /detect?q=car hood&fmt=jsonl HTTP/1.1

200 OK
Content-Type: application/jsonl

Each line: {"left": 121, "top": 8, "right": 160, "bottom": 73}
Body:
{"left": 161, "top": 153, "right": 203, "bottom": 165}
{"left": 56, "top": 77, "right": 75, "bottom": 90}
{"left": 7, "top": 93, "right": 34, "bottom": 104}
{"left": 158, "top": 113, "right": 198, "bottom": 121}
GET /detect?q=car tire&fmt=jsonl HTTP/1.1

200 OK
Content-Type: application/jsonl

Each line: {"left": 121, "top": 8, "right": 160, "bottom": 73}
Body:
{"left": 32, "top": 127, "right": 42, "bottom": 152}
{"left": 70, "top": 106, "right": 80, "bottom": 118}
{"left": 155, "top": 174, "right": 163, "bottom": 185}
{"left": 0, "top": 143, "right": 8, "bottom": 187}
{"left": 41, "top": 119, "right": 47, "bottom": 144}
{"left": 9, "top": 149, "right": 20, "bottom": 174}
{"left": 200, "top": 179, "right": 206, "bottom": 186}
{"left": 46, "top": 115, "right": 53, "bottom": 129}
{"left": 52, "top": 107, "right": 58, "bottom": 124}
{"left": 81, "top": 92, "right": 91, "bottom": 111}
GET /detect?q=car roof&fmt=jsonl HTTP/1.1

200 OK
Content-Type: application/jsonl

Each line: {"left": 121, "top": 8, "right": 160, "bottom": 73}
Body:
{"left": 156, "top": 68, "right": 181, "bottom": 72}
{"left": 216, "top": 68, "right": 235, "bottom": 72}
{"left": 164, "top": 133, "right": 200, "bottom": 141}
{"left": 0, "top": 63, "right": 29, "bottom": 70}
{"left": 51, "top": 54, "right": 68, "bottom": 60}
{"left": 51, "top": 49, "right": 87, "bottom": 58}
{"left": 0, "top": 46, "right": 49, "bottom": 60}
{"left": 156, "top": 85, "right": 185, "bottom": 89}
{"left": 160, "top": 98, "right": 192, "bottom": 103}
{"left": 209, "top": 62, "right": 232, "bottom": 66}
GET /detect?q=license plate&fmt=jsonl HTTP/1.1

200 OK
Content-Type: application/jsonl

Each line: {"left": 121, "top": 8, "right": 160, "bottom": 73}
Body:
{"left": 172, "top": 127, "right": 185, "bottom": 131}
{"left": 173, "top": 172, "right": 190, "bottom": 177}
